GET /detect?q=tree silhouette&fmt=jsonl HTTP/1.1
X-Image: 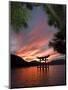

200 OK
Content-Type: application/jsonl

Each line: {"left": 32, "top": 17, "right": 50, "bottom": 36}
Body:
{"left": 44, "top": 4, "right": 66, "bottom": 54}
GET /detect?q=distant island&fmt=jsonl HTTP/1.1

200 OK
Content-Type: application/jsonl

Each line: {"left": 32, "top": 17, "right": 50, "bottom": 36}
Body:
{"left": 10, "top": 54, "right": 66, "bottom": 68}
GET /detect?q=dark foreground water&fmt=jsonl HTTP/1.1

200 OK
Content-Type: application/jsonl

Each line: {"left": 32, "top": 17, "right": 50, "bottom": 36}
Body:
{"left": 11, "top": 65, "right": 66, "bottom": 88}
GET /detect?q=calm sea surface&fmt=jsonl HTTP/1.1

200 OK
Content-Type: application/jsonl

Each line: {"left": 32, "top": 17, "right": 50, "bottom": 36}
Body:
{"left": 11, "top": 65, "right": 66, "bottom": 88}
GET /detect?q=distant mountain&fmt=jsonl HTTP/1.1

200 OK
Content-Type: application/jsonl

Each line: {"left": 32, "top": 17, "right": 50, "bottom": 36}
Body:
{"left": 10, "top": 54, "right": 40, "bottom": 68}
{"left": 30, "top": 60, "right": 39, "bottom": 63}
{"left": 49, "top": 59, "right": 66, "bottom": 65}
{"left": 10, "top": 54, "right": 27, "bottom": 68}
{"left": 29, "top": 60, "right": 40, "bottom": 66}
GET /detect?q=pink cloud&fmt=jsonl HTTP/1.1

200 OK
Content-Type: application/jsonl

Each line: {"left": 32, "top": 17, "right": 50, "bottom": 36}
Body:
{"left": 15, "top": 18, "right": 58, "bottom": 61}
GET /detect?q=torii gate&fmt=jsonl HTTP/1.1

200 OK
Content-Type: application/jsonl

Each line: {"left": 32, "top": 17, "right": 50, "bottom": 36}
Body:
{"left": 37, "top": 55, "right": 50, "bottom": 64}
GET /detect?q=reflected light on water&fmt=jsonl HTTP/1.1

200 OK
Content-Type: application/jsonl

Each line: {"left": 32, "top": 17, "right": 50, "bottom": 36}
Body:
{"left": 11, "top": 65, "right": 65, "bottom": 88}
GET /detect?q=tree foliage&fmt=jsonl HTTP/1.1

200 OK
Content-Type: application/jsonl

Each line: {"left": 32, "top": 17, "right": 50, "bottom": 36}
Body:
{"left": 44, "top": 4, "right": 66, "bottom": 54}
{"left": 10, "top": 2, "right": 33, "bottom": 32}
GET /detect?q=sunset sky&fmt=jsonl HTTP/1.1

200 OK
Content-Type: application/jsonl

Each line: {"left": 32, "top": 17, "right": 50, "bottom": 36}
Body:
{"left": 10, "top": 5, "right": 65, "bottom": 62}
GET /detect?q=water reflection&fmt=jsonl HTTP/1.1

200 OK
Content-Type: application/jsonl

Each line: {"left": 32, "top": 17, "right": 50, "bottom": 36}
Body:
{"left": 11, "top": 65, "right": 66, "bottom": 88}
{"left": 37, "top": 64, "right": 49, "bottom": 72}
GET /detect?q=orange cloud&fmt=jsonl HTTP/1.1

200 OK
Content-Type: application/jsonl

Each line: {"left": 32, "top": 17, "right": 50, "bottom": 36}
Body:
{"left": 15, "top": 18, "right": 59, "bottom": 62}
{"left": 16, "top": 47, "right": 58, "bottom": 62}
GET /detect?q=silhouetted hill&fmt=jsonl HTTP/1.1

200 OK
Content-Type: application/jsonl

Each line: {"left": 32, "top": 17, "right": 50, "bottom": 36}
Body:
{"left": 10, "top": 54, "right": 40, "bottom": 68}
{"left": 49, "top": 59, "right": 66, "bottom": 65}
{"left": 29, "top": 60, "right": 40, "bottom": 66}
{"left": 11, "top": 54, "right": 27, "bottom": 68}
